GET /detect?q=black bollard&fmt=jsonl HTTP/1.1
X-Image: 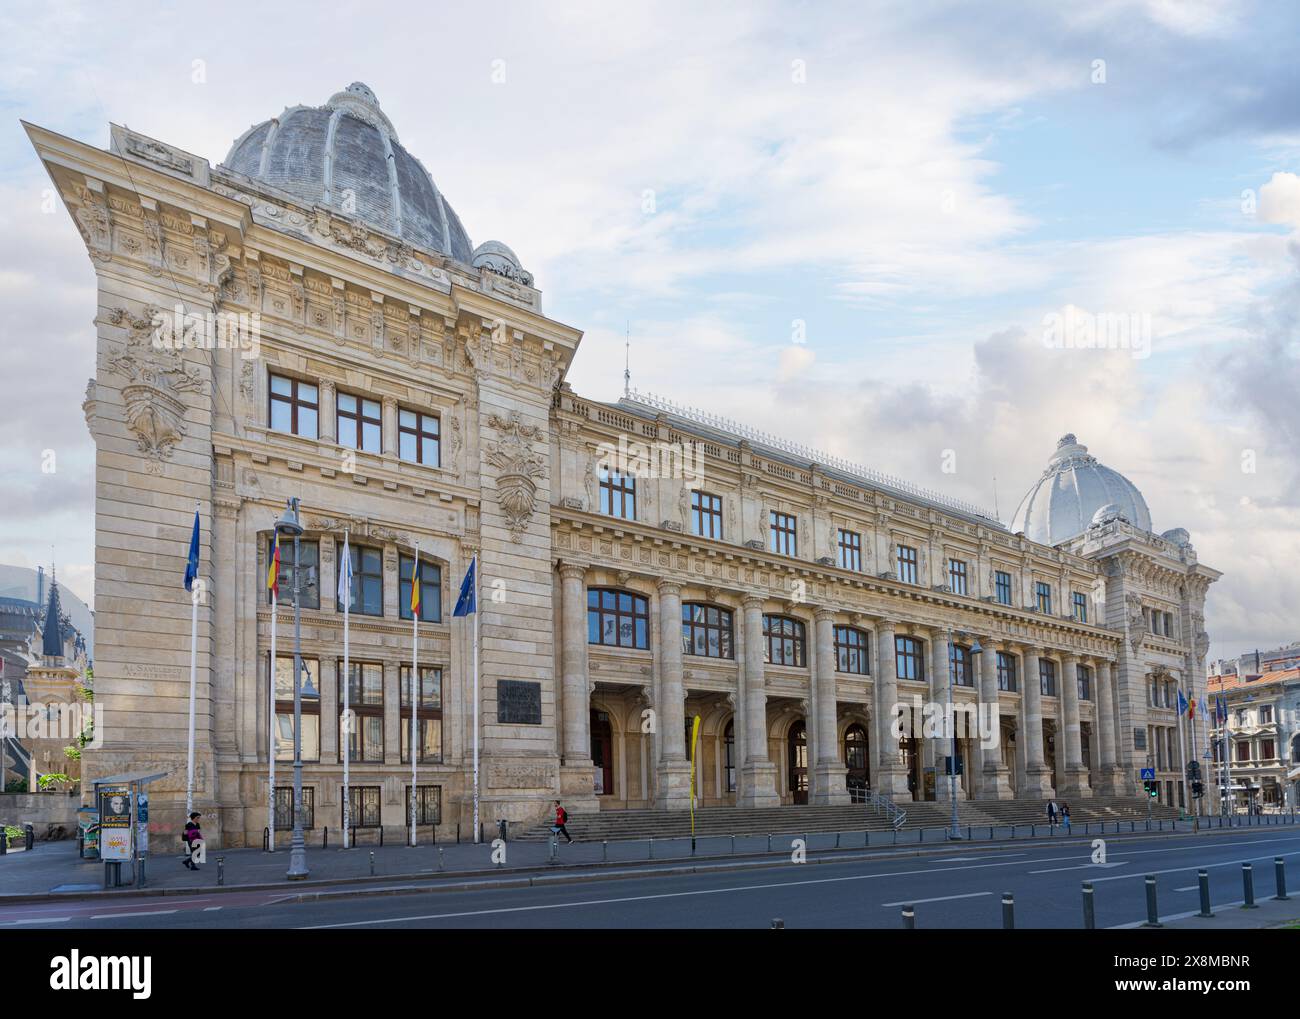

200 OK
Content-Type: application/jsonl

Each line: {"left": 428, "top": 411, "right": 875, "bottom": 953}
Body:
{"left": 369, "top": 850, "right": 375, "bottom": 876}
{"left": 217, "top": 857, "right": 225, "bottom": 886}
{"left": 1242, "top": 863, "right": 1257, "bottom": 908}
{"left": 1082, "top": 881, "right": 1095, "bottom": 929}
{"left": 1197, "top": 869, "right": 1214, "bottom": 917}
{"left": 1276, "top": 857, "right": 1289, "bottom": 901}
{"left": 1142, "top": 875, "right": 1162, "bottom": 927}
{"left": 1001, "top": 892, "right": 1015, "bottom": 929}
{"left": 902, "top": 904, "right": 916, "bottom": 929}
{"left": 24, "top": 824, "right": 33, "bottom": 851}
{"left": 771, "top": 918, "right": 785, "bottom": 929}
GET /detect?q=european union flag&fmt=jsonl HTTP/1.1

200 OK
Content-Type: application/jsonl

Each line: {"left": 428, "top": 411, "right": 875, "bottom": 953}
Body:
{"left": 183, "top": 509, "right": 200, "bottom": 591}
{"left": 453, "top": 556, "right": 476, "bottom": 617}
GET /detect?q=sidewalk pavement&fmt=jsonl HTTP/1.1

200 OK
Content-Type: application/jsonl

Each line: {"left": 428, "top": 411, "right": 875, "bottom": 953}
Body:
{"left": 1152, "top": 894, "right": 1300, "bottom": 930}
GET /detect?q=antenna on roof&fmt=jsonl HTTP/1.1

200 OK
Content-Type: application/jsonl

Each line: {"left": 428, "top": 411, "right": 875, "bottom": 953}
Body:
{"left": 992, "top": 476, "right": 1000, "bottom": 521}
{"left": 623, "top": 321, "right": 631, "bottom": 398}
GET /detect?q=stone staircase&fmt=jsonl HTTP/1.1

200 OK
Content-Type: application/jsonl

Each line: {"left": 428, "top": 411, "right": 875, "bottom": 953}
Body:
{"left": 513, "top": 796, "right": 1182, "bottom": 842}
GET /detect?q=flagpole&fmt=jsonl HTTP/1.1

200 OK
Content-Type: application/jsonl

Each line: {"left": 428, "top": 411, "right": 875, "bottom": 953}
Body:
{"left": 341, "top": 530, "right": 350, "bottom": 850}
{"left": 1223, "top": 698, "right": 1235, "bottom": 818}
{"left": 185, "top": 503, "right": 200, "bottom": 818}
{"left": 1176, "top": 691, "right": 1189, "bottom": 815}
{"left": 410, "top": 541, "right": 419, "bottom": 848}
{"left": 472, "top": 553, "right": 480, "bottom": 845}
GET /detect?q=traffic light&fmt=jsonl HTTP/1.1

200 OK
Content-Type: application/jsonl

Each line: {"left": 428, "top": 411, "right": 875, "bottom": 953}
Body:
{"left": 1143, "top": 779, "right": 1156, "bottom": 797}
{"left": 1191, "top": 780, "right": 1204, "bottom": 799}
{"left": 1186, "top": 761, "right": 1201, "bottom": 783}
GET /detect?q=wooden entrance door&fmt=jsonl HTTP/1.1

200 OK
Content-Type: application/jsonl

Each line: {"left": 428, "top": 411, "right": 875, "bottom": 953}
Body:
{"left": 590, "top": 709, "right": 613, "bottom": 796}
{"left": 788, "top": 720, "right": 808, "bottom": 804}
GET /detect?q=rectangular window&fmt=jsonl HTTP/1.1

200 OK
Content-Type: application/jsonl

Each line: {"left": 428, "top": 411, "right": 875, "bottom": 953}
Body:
{"left": 269, "top": 374, "right": 318, "bottom": 438}
{"left": 1072, "top": 591, "right": 1088, "bottom": 623}
{"left": 267, "top": 538, "right": 319, "bottom": 609}
{"left": 834, "top": 626, "right": 870, "bottom": 675}
{"left": 950, "top": 644, "right": 974, "bottom": 686}
{"left": 769, "top": 512, "right": 797, "bottom": 557}
{"left": 691, "top": 491, "right": 723, "bottom": 539}
{"left": 399, "top": 554, "right": 441, "bottom": 622}
{"left": 338, "top": 661, "right": 384, "bottom": 763}
{"left": 1236, "top": 741, "right": 1249, "bottom": 763}
{"left": 1035, "top": 581, "right": 1052, "bottom": 614}
{"left": 1077, "top": 664, "right": 1092, "bottom": 701}
{"left": 348, "top": 786, "right": 382, "bottom": 829}
{"left": 948, "top": 559, "right": 968, "bottom": 596}
{"left": 336, "top": 392, "right": 382, "bottom": 453}
{"left": 1261, "top": 739, "right": 1275, "bottom": 760}
{"left": 587, "top": 589, "right": 650, "bottom": 649}
{"left": 398, "top": 408, "right": 440, "bottom": 467}
{"left": 272, "top": 654, "right": 320, "bottom": 763}
{"left": 599, "top": 467, "right": 637, "bottom": 520}
{"left": 1261, "top": 706, "right": 1273, "bottom": 724}
{"left": 762, "top": 615, "right": 806, "bottom": 668}
{"left": 273, "top": 786, "right": 314, "bottom": 831}
{"left": 406, "top": 785, "right": 442, "bottom": 826}
{"left": 895, "top": 636, "right": 926, "bottom": 682}
{"left": 681, "top": 603, "right": 734, "bottom": 659}
{"left": 994, "top": 570, "right": 1012, "bottom": 606}
{"left": 337, "top": 545, "right": 383, "bottom": 616}
{"left": 996, "top": 651, "right": 1017, "bottom": 692}
{"left": 400, "top": 666, "right": 443, "bottom": 763}
{"left": 1039, "top": 658, "right": 1057, "bottom": 697}
{"left": 896, "top": 544, "right": 918, "bottom": 585}
{"left": 837, "top": 530, "right": 862, "bottom": 572}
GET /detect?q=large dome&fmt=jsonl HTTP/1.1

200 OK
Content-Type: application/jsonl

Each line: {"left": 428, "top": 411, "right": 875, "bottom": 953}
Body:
{"left": 1010, "top": 434, "right": 1151, "bottom": 545}
{"left": 222, "top": 82, "right": 473, "bottom": 263}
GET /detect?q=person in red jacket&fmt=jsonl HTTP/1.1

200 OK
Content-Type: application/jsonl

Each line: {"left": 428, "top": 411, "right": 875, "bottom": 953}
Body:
{"left": 552, "top": 800, "right": 574, "bottom": 844}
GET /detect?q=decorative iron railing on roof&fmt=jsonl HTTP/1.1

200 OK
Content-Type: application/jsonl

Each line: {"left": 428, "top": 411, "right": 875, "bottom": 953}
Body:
{"left": 622, "top": 389, "right": 1000, "bottom": 522}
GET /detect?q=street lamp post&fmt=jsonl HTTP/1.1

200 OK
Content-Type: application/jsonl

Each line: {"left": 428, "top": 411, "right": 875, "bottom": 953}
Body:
{"left": 277, "top": 498, "right": 311, "bottom": 881}
{"left": 945, "top": 630, "right": 982, "bottom": 840}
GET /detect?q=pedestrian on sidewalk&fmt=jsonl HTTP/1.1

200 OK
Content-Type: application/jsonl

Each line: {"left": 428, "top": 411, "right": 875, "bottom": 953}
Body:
{"left": 181, "top": 811, "right": 202, "bottom": 870}
{"left": 1046, "top": 799, "right": 1058, "bottom": 827}
{"left": 1061, "top": 803, "right": 1071, "bottom": 833}
{"left": 551, "top": 800, "right": 574, "bottom": 844}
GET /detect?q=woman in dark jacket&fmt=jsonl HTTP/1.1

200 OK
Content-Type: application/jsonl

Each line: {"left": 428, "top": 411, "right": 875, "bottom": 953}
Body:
{"left": 182, "top": 812, "right": 202, "bottom": 870}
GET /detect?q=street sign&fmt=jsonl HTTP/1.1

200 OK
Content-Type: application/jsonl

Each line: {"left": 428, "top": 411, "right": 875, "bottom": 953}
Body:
{"left": 1140, "top": 767, "right": 1156, "bottom": 780}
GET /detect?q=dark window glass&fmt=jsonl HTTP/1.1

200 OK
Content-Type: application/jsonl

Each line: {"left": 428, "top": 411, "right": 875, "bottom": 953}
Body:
{"left": 587, "top": 588, "right": 649, "bottom": 649}
{"left": 1036, "top": 581, "right": 1052, "bottom": 614}
{"left": 337, "top": 545, "right": 383, "bottom": 616}
{"left": 338, "top": 661, "right": 383, "bottom": 763}
{"left": 406, "top": 785, "right": 442, "bottom": 826}
{"left": 769, "top": 512, "right": 797, "bottom": 557}
{"left": 400, "top": 666, "right": 443, "bottom": 763}
{"left": 762, "top": 614, "right": 806, "bottom": 667}
{"left": 267, "top": 538, "right": 319, "bottom": 609}
{"left": 834, "top": 625, "right": 870, "bottom": 675}
{"left": 398, "top": 408, "right": 440, "bottom": 466}
{"left": 837, "top": 530, "right": 862, "bottom": 572}
{"left": 272, "top": 654, "right": 320, "bottom": 762}
{"left": 681, "top": 603, "right": 734, "bottom": 659}
{"left": 896, "top": 545, "right": 918, "bottom": 584}
{"left": 399, "top": 554, "right": 442, "bottom": 622}
{"left": 691, "top": 491, "right": 723, "bottom": 539}
{"left": 599, "top": 467, "right": 636, "bottom": 520}
{"left": 950, "top": 643, "right": 974, "bottom": 686}
{"left": 1077, "top": 664, "right": 1092, "bottom": 701}
{"left": 995, "top": 570, "right": 1012, "bottom": 606}
{"left": 337, "top": 392, "right": 382, "bottom": 453}
{"left": 1040, "top": 658, "right": 1057, "bottom": 696}
{"left": 896, "top": 636, "right": 925, "bottom": 682}
{"left": 996, "top": 651, "right": 1017, "bottom": 691}
{"left": 948, "top": 559, "right": 968, "bottom": 595}
{"left": 269, "top": 374, "right": 318, "bottom": 438}
{"left": 273, "top": 786, "right": 314, "bottom": 830}
{"left": 348, "top": 786, "right": 382, "bottom": 828}
{"left": 1072, "top": 591, "right": 1088, "bottom": 622}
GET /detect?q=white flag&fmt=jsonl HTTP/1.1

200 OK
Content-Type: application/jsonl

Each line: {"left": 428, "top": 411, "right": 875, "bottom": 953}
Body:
{"left": 337, "top": 534, "right": 354, "bottom": 608}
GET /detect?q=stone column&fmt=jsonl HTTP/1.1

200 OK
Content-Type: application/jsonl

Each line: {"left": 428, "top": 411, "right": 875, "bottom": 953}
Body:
{"left": 977, "top": 641, "right": 1013, "bottom": 799}
{"left": 1019, "top": 646, "right": 1053, "bottom": 796}
{"left": 558, "top": 564, "right": 592, "bottom": 768}
{"left": 926, "top": 630, "right": 946, "bottom": 795}
{"left": 319, "top": 380, "right": 337, "bottom": 444}
{"left": 1061, "top": 654, "right": 1091, "bottom": 796}
{"left": 738, "top": 596, "right": 779, "bottom": 807}
{"left": 381, "top": 395, "right": 398, "bottom": 457}
{"left": 874, "top": 621, "right": 909, "bottom": 798}
{"left": 1095, "top": 659, "right": 1122, "bottom": 794}
{"left": 811, "top": 607, "right": 848, "bottom": 804}
{"left": 655, "top": 579, "right": 691, "bottom": 808}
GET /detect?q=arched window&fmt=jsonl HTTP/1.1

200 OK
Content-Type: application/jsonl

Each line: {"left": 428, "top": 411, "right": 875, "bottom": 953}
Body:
{"left": 895, "top": 635, "right": 926, "bottom": 682}
{"left": 845, "top": 724, "right": 868, "bottom": 771}
{"left": 587, "top": 588, "right": 649, "bottom": 649}
{"left": 763, "top": 615, "right": 806, "bottom": 667}
{"left": 834, "top": 626, "right": 870, "bottom": 675}
{"left": 681, "top": 603, "right": 734, "bottom": 659}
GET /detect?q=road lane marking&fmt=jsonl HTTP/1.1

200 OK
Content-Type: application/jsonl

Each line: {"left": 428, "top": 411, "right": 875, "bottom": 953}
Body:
{"left": 88, "top": 909, "right": 177, "bottom": 920}
{"left": 882, "top": 892, "right": 992, "bottom": 907}
{"left": 1030, "top": 862, "right": 1127, "bottom": 874}
{"left": 203, "top": 906, "right": 222, "bottom": 911}
{"left": 1, "top": 916, "right": 71, "bottom": 925}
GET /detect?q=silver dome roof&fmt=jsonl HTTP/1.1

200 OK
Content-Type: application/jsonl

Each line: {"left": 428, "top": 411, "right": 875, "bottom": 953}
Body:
{"left": 223, "top": 82, "right": 473, "bottom": 263}
{"left": 1010, "top": 434, "right": 1152, "bottom": 545}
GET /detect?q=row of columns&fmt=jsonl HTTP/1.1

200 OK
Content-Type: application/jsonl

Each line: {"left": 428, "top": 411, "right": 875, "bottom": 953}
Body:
{"left": 556, "top": 562, "right": 1129, "bottom": 807}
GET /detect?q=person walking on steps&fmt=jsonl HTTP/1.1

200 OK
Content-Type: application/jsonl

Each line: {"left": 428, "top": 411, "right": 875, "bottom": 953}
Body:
{"left": 1046, "top": 800, "right": 1058, "bottom": 827}
{"left": 551, "top": 800, "right": 574, "bottom": 844}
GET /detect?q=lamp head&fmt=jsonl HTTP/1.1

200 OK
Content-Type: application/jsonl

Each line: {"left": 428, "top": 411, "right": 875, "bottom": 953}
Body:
{"left": 300, "top": 661, "right": 319, "bottom": 699}
{"left": 970, "top": 639, "right": 984, "bottom": 656}
{"left": 275, "top": 497, "right": 304, "bottom": 537}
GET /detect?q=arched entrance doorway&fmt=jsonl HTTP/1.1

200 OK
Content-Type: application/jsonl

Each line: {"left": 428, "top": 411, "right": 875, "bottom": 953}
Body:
{"left": 788, "top": 720, "right": 808, "bottom": 804}
{"left": 590, "top": 709, "right": 613, "bottom": 796}
{"left": 723, "top": 719, "right": 736, "bottom": 795}
{"left": 845, "top": 723, "right": 869, "bottom": 802}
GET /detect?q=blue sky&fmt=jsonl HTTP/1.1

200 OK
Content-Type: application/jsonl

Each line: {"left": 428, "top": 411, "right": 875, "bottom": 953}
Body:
{"left": 2, "top": 0, "right": 1299, "bottom": 661}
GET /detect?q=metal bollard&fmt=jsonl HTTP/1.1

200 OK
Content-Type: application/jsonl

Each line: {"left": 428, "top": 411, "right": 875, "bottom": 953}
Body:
{"left": 549, "top": 836, "right": 558, "bottom": 866}
{"left": 263, "top": 827, "right": 270, "bottom": 852}
{"left": 771, "top": 918, "right": 785, "bottom": 929}
{"left": 323, "top": 827, "right": 328, "bottom": 849}
{"left": 967, "top": 825, "right": 972, "bottom": 841}
{"left": 1001, "top": 892, "right": 1014, "bottom": 929}
{"left": 902, "top": 904, "right": 916, "bottom": 929}
{"left": 835, "top": 831, "right": 841, "bottom": 848}
{"left": 217, "top": 857, "right": 225, "bottom": 886}
{"left": 767, "top": 833, "right": 772, "bottom": 853}
{"left": 1242, "top": 863, "right": 1257, "bottom": 908}
{"left": 438, "top": 847, "right": 445, "bottom": 872}
{"left": 731, "top": 834, "right": 736, "bottom": 855}
{"left": 24, "top": 824, "right": 33, "bottom": 851}
{"left": 649, "top": 837, "right": 654, "bottom": 859}
{"left": 1276, "top": 857, "right": 1289, "bottom": 901}
{"left": 1082, "top": 881, "right": 1095, "bottom": 929}
{"left": 0, "top": 830, "right": 7, "bottom": 855}
{"left": 1031, "top": 824, "right": 1036, "bottom": 838}
{"left": 1197, "top": 869, "right": 1214, "bottom": 917}
{"left": 1142, "top": 875, "right": 1162, "bottom": 927}
{"left": 369, "top": 850, "right": 375, "bottom": 876}
{"left": 602, "top": 840, "right": 608, "bottom": 863}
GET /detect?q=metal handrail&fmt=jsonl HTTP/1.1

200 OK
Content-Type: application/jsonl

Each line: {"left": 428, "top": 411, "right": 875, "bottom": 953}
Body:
{"left": 866, "top": 789, "right": 907, "bottom": 830}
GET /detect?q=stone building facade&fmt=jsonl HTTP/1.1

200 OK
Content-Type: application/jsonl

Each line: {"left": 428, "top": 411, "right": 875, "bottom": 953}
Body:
{"left": 27, "top": 84, "right": 1221, "bottom": 846}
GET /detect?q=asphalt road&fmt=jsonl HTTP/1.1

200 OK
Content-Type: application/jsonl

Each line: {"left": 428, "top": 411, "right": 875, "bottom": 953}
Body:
{"left": 5, "top": 827, "right": 1298, "bottom": 929}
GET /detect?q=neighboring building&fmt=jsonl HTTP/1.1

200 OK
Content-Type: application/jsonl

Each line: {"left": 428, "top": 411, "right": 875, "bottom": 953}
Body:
{"left": 26, "top": 83, "right": 1221, "bottom": 846}
{"left": 1209, "top": 648, "right": 1300, "bottom": 812}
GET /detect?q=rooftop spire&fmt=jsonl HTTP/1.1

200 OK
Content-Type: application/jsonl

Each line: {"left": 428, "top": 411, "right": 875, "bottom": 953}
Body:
{"left": 41, "top": 577, "right": 64, "bottom": 659}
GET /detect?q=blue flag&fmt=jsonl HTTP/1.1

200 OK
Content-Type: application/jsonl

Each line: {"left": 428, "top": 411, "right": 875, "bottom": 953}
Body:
{"left": 453, "top": 557, "right": 476, "bottom": 617}
{"left": 1177, "top": 688, "right": 1188, "bottom": 715}
{"left": 183, "top": 510, "right": 200, "bottom": 591}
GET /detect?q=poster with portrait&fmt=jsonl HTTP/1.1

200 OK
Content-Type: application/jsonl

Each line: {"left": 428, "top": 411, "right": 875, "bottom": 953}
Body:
{"left": 98, "top": 785, "right": 132, "bottom": 862}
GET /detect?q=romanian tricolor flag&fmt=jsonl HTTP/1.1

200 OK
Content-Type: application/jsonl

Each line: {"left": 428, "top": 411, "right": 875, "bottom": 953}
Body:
{"left": 410, "top": 551, "right": 421, "bottom": 620}
{"left": 268, "top": 531, "right": 281, "bottom": 598}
